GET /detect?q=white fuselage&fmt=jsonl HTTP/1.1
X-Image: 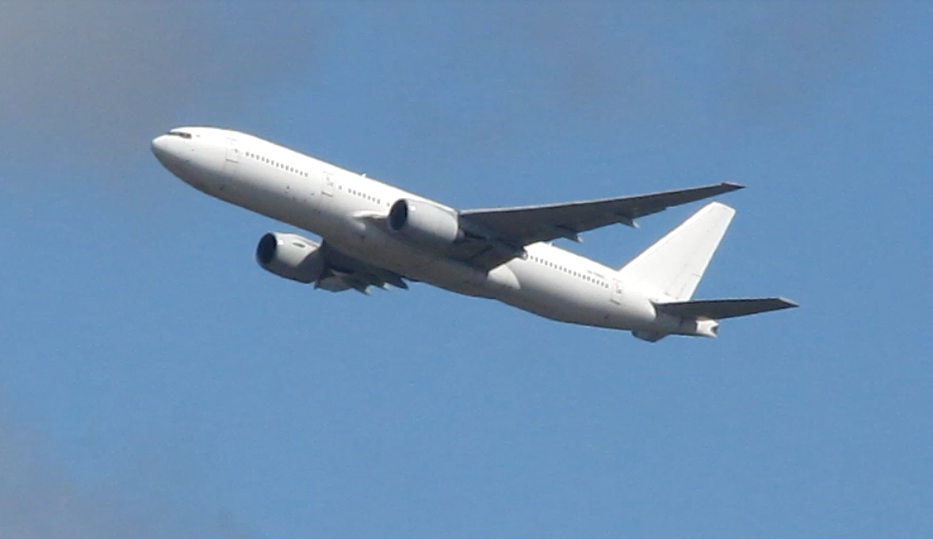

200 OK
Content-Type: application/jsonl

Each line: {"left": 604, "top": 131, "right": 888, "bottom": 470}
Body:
{"left": 152, "top": 127, "right": 686, "bottom": 335}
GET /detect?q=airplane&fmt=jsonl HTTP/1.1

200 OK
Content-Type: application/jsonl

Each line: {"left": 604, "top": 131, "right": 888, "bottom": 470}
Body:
{"left": 151, "top": 127, "right": 796, "bottom": 342}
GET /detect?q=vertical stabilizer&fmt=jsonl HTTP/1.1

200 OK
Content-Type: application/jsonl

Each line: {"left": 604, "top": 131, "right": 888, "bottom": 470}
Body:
{"left": 619, "top": 202, "right": 735, "bottom": 301}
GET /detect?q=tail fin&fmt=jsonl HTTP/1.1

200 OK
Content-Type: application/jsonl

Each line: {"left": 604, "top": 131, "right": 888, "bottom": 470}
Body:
{"left": 619, "top": 202, "right": 735, "bottom": 300}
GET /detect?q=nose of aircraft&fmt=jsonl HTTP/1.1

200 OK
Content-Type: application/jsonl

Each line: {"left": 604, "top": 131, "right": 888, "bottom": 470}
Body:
{"left": 151, "top": 132, "right": 196, "bottom": 179}
{"left": 151, "top": 135, "right": 171, "bottom": 163}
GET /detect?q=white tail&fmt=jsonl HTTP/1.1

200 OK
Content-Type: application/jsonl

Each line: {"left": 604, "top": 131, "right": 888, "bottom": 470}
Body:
{"left": 619, "top": 202, "right": 735, "bottom": 301}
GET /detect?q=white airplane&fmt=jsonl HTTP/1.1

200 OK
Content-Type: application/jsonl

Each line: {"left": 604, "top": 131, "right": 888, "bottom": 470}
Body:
{"left": 152, "top": 127, "right": 795, "bottom": 342}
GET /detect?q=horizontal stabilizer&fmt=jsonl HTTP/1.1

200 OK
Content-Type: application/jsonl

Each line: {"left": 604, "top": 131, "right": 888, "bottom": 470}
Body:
{"left": 656, "top": 297, "right": 798, "bottom": 320}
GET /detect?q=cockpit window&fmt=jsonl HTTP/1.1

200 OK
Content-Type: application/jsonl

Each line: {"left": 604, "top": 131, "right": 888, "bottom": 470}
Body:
{"left": 166, "top": 130, "right": 192, "bottom": 139}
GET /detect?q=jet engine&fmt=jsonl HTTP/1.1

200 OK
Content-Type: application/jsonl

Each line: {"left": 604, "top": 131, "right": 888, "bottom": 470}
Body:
{"left": 255, "top": 232, "right": 325, "bottom": 283}
{"left": 388, "top": 198, "right": 463, "bottom": 251}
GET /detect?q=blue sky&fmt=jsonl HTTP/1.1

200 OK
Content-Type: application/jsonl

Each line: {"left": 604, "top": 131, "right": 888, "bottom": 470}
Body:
{"left": 1, "top": 2, "right": 931, "bottom": 538}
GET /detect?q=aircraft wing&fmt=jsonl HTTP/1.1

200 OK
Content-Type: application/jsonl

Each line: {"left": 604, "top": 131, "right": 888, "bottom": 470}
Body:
{"left": 316, "top": 242, "right": 408, "bottom": 294}
{"left": 454, "top": 182, "right": 744, "bottom": 270}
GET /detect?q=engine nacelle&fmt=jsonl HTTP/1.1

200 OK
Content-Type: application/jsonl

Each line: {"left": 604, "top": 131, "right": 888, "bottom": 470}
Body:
{"left": 255, "top": 232, "right": 325, "bottom": 284}
{"left": 388, "top": 198, "right": 463, "bottom": 251}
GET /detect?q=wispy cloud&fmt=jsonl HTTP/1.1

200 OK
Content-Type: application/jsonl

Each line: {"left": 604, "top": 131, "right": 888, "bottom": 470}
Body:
{"left": 0, "top": 404, "right": 253, "bottom": 539}
{"left": 356, "top": 1, "right": 880, "bottom": 172}
{"left": 722, "top": 2, "right": 878, "bottom": 126}
{"left": 513, "top": 1, "right": 879, "bottom": 127}
{"left": 0, "top": 1, "right": 317, "bottom": 178}
{"left": 0, "top": 408, "right": 160, "bottom": 539}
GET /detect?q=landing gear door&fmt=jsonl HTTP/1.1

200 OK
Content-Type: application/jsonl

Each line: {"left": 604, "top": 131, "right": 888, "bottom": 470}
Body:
{"left": 611, "top": 279, "right": 624, "bottom": 305}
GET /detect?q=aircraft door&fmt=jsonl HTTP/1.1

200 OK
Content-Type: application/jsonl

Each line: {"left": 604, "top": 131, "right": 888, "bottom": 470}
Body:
{"left": 225, "top": 138, "right": 240, "bottom": 163}
{"left": 610, "top": 278, "right": 624, "bottom": 305}
{"left": 221, "top": 137, "right": 241, "bottom": 184}
{"left": 322, "top": 172, "right": 335, "bottom": 197}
